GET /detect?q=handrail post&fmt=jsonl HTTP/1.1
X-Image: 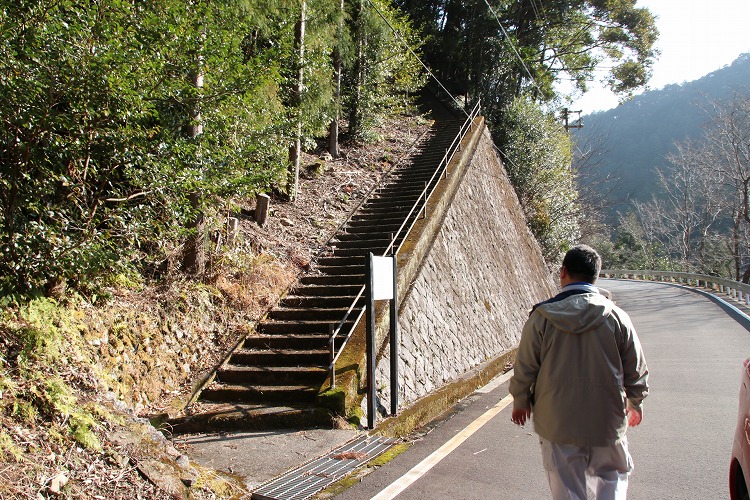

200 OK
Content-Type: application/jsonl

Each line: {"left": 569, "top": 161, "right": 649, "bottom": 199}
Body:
{"left": 329, "top": 324, "right": 335, "bottom": 388}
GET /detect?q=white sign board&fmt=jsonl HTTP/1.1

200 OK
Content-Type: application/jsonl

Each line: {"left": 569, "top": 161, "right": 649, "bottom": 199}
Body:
{"left": 371, "top": 256, "right": 395, "bottom": 300}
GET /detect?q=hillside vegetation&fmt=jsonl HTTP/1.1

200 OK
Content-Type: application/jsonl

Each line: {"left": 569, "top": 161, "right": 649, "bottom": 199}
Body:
{"left": 1, "top": 113, "right": 430, "bottom": 498}
{"left": 576, "top": 53, "right": 750, "bottom": 215}
{"left": 575, "top": 54, "right": 750, "bottom": 280}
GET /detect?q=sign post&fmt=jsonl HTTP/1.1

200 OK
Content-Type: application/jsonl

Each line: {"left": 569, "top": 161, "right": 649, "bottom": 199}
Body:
{"left": 389, "top": 256, "right": 398, "bottom": 416}
{"left": 366, "top": 253, "right": 398, "bottom": 429}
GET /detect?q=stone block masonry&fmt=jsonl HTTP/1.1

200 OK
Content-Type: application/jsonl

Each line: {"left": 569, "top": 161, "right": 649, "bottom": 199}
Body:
{"left": 372, "top": 125, "right": 555, "bottom": 415}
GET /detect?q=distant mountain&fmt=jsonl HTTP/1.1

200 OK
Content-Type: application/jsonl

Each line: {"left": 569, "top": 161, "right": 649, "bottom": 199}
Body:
{"left": 573, "top": 53, "right": 750, "bottom": 221}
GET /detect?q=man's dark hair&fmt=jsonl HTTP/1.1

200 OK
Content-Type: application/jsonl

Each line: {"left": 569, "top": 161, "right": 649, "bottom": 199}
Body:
{"left": 562, "top": 244, "right": 602, "bottom": 283}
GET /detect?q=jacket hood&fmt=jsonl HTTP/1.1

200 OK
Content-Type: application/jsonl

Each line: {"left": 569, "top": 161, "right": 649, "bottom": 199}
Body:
{"left": 536, "top": 292, "right": 613, "bottom": 334}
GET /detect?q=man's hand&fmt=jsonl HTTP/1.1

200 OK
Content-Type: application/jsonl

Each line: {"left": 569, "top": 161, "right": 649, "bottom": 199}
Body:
{"left": 626, "top": 406, "right": 643, "bottom": 427}
{"left": 511, "top": 407, "right": 531, "bottom": 426}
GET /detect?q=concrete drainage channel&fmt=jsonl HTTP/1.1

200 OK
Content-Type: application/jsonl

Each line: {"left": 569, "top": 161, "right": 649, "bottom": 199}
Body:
{"left": 251, "top": 434, "right": 397, "bottom": 500}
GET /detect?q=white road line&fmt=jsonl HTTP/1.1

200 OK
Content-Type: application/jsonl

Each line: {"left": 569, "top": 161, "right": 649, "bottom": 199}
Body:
{"left": 371, "top": 391, "right": 515, "bottom": 500}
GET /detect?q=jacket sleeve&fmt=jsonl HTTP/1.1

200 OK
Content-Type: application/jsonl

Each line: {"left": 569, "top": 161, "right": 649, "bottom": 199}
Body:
{"left": 616, "top": 309, "right": 649, "bottom": 409}
{"left": 509, "top": 312, "right": 543, "bottom": 410}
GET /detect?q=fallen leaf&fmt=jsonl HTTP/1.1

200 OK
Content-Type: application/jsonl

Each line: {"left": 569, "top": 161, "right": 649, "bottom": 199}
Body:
{"left": 331, "top": 451, "right": 369, "bottom": 461}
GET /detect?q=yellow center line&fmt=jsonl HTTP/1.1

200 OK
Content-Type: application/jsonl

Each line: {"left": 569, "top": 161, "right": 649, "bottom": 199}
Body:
{"left": 371, "top": 393, "right": 514, "bottom": 500}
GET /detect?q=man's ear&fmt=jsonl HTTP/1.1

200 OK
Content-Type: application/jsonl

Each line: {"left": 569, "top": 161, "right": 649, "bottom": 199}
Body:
{"left": 559, "top": 265, "right": 572, "bottom": 287}
{"left": 560, "top": 265, "right": 568, "bottom": 279}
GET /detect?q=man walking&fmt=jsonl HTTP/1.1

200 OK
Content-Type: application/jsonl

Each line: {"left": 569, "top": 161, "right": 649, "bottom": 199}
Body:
{"left": 509, "top": 245, "right": 649, "bottom": 499}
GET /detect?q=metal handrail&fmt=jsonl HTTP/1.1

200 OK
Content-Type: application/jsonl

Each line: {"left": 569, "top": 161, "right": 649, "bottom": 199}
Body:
{"left": 320, "top": 125, "right": 436, "bottom": 257}
{"left": 328, "top": 101, "right": 482, "bottom": 387}
{"left": 601, "top": 269, "right": 750, "bottom": 304}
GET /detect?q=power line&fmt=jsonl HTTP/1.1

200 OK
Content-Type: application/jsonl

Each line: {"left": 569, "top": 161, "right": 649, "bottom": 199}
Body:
{"left": 529, "top": 0, "right": 544, "bottom": 23}
{"left": 481, "top": 0, "right": 546, "bottom": 99}
{"left": 363, "top": 0, "right": 469, "bottom": 118}
{"left": 362, "top": 0, "right": 531, "bottom": 199}
{"left": 365, "top": 0, "right": 585, "bottom": 171}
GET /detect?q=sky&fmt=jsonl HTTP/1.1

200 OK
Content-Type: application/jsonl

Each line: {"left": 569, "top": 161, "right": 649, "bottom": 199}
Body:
{"left": 569, "top": 0, "right": 750, "bottom": 113}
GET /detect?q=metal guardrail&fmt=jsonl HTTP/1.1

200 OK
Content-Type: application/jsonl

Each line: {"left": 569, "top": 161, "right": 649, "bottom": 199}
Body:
{"left": 328, "top": 101, "right": 483, "bottom": 387}
{"left": 601, "top": 269, "right": 750, "bottom": 305}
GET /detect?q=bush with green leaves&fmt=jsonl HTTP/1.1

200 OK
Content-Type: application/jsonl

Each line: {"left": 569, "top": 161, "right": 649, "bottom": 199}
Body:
{"left": 495, "top": 97, "right": 580, "bottom": 262}
{"left": 0, "top": 2, "right": 302, "bottom": 295}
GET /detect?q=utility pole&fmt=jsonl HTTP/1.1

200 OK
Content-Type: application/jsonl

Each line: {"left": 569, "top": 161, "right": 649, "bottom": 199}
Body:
{"left": 561, "top": 108, "right": 583, "bottom": 131}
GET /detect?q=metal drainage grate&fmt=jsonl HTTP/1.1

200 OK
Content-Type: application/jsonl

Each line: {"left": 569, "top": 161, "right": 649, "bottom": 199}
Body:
{"left": 252, "top": 434, "right": 396, "bottom": 500}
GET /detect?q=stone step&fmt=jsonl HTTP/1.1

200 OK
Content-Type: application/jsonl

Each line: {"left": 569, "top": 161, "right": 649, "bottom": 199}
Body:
{"left": 369, "top": 185, "right": 426, "bottom": 197}
{"left": 311, "top": 265, "right": 363, "bottom": 277}
{"left": 267, "top": 306, "right": 356, "bottom": 322}
{"left": 168, "top": 402, "right": 334, "bottom": 433}
{"left": 337, "top": 217, "right": 407, "bottom": 230}
{"left": 343, "top": 218, "right": 407, "bottom": 231}
{"left": 378, "top": 175, "right": 442, "bottom": 188}
{"left": 282, "top": 294, "right": 363, "bottom": 308}
{"left": 324, "top": 246, "right": 387, "bottom": 258}
{"left": 259, "top": 319, "right": 356, "bottom": 336}
{"left": 369, "top": 182, "right": 432, "bottom": 195}
{"left": 298, "top": 273, "right": 365, "bottom": 286}
{"left": 315, "top": 255, "right": 365, "bottom": 267}
{"left": 216, "top": 365, "right": 328, "bottom": 386}
{"left": 355, "top": 205, "right": 416, "bottom": 217}
{"left": 229, "top": 348, "right": 329, "bottom": 367}
{"left": 288, "top": 283, "right": 363, "bottom": 297}
{"left": 368, "top": 187, "right": 425, "bottom": 198}
{"left": 330, "top": 238, "right": 393, "bottom": 250}
{"left": 242, "top": 334, "right": 341, "bottom": 351}
{"left": 200, "top": 383, "right": 319, "bottom": 404}
{"left": 392, "top": 171, "right": 441, "bottom": 183}
{"left": 333, "top": 232, "right": 397, "bottom": 243}
{"left": 347, "top": 211, "right": 409, "bottom": 222}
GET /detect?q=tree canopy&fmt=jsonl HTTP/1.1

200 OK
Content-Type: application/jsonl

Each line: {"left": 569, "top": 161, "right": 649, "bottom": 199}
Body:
{"left": 394, "top": 0, "right": 658, "bottom": 118}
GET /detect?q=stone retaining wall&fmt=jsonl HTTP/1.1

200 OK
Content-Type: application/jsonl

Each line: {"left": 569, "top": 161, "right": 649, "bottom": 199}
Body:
{"left": 371, "top": 125, "right": 555, "bottom": 415}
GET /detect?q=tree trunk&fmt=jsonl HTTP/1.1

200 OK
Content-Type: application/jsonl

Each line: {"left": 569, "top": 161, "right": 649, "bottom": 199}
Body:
{"left": 328, "top": 0, "right": 344, "bottom": 158}
{"left": 288, "top": 0, "right": 306, "bottom": 201}
{"left": 349, "top": 0, "right": 365, "bottom": 138}
{"left": 733, "top": 214, "right": 742, "bottom": 280}
{"left": 182, "top": 191, "right": 204, "bottom": 274}
{"left": 182, "top": 26, "right": 206, "bottom": 275}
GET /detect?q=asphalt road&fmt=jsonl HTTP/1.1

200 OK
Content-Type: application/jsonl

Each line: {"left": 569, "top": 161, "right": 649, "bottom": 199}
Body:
{"left": 334, "top": 279, "right": 750, "bottom": 499}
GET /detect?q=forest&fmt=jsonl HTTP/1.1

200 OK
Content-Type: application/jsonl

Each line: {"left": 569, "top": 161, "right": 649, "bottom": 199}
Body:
{"left": 576, "top": 54, "right": 750, "bottom": 281}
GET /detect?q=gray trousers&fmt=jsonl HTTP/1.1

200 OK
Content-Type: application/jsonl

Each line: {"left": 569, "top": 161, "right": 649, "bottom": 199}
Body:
{"left": 539, "top": 437, "right": 634, "bottom": 500}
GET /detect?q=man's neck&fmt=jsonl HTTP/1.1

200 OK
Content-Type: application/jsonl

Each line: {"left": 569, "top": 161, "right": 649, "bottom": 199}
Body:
{"left": 562, "top": 282, "right": 598, "bottom": 292}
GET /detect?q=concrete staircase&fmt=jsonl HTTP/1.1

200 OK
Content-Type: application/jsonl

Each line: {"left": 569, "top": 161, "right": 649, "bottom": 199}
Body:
{"left": 173, "top": 115, "right": 465, "bottom": 432}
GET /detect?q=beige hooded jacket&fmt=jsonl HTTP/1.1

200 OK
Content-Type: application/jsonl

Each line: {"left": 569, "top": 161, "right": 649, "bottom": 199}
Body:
{"left": 509, "top": 288, "right": 649, "bottom": 447}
